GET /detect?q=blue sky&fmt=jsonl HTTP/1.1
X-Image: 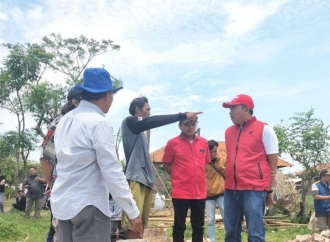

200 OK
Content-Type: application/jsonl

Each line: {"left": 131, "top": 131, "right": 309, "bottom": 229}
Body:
{"left": 0, "top": 0, "right": 329, "bottom": 173}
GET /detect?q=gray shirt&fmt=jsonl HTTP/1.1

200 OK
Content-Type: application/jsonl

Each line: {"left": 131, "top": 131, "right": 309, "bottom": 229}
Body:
{"left": 121, "top": 113, "right": 186, "bottom": 189}
{"left": 24, "top": 175, "right": 44, "bottom": 199}
{"left": 122, "top": 118, "right": 154, "bottom": 188}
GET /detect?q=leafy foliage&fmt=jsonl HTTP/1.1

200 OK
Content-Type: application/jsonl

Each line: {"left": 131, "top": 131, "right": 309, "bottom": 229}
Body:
{"left": 25, "top": 82, "right": 66, "bottom": 132}
{"left": 0, "top": 34, "right": 122, "bottom": 191}
{"left": 42, "top": 33, "right": 120, "bottom": 85}
{"left": 274, "top": 108, "right": 330, "bottom": 215}
{"left": 0, "top": 43, "right": 48, "bottom": 190}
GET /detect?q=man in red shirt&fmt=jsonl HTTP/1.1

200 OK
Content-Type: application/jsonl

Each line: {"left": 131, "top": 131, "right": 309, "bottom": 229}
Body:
{"left": 162, "top": 119, "right": 210, "bottom": 242}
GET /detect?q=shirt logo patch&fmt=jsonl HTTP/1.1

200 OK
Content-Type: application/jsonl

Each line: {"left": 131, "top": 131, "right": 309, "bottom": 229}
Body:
{"left": 200, "top": 149, "right": 205, "bottom": 153}
{"left": 249, "top": 131, "right": 253, "bottom": 134}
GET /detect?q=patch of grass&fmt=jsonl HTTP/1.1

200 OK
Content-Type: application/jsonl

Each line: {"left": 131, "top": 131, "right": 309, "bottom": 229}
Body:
{"left": 1, "top": 199, "right": 50, "bottom": 242}
{"left": 305, "top": 195, "right": 314, "bottom": 207}
{"left": 166, "top": 222, "right": 311, "bottom": 241}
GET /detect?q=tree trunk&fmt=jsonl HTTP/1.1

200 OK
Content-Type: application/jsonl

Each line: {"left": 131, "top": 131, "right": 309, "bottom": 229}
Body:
{"left": 299, "top": 178, "right": 312, "bottom": 217}
{"left": 34, "top": 115, "right": 46, "bottom": 138}
{"left": 21, "top": 150, "right": 28, "bottom": 191}
{"left": 14, "top": 149, "right": 20, "bottom": 191}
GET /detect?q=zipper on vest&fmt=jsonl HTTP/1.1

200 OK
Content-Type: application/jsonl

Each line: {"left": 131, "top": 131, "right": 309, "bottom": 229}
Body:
{"left": 234, "top": 126, "right": 243, "bottom": 190}
{"left": 257, "top": 163, "right": 263, "bottom": 179}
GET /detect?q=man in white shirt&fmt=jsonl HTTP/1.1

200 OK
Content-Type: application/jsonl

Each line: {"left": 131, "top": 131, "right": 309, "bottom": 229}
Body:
{"left": 51, "top": 68, "right": 142, "bottom": 242}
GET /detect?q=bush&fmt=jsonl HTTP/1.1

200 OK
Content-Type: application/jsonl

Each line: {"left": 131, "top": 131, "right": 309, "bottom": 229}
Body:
{"left": 4, "top": 186, "right": 15, "bottom": 199}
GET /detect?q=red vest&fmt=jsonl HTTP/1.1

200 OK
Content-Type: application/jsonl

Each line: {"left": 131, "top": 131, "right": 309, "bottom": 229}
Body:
{"left": 225, "top": 117, "right": 271, "bottom": 191}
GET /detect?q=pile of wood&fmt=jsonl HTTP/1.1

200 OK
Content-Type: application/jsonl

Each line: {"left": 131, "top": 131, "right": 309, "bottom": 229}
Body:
{"left": 274, "top": 172, "right": 301, "bottom": 214}
{"left": 264, "top": 215, "right": 302, "bottom": 229}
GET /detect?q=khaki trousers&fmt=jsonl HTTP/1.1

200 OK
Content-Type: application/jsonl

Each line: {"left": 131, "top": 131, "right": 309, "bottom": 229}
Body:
{"left": 25, "top": 198, "right": 43, "bottom": 218}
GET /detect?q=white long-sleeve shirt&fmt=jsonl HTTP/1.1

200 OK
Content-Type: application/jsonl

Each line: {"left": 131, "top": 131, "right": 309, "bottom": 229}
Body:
{"left": 51, "top": 100, "right": 139, "bottom": 220}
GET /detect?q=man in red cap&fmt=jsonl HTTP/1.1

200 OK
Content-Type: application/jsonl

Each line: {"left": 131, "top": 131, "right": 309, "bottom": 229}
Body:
{"left": 222, "top": 94, "right": 278, "bottom": 242}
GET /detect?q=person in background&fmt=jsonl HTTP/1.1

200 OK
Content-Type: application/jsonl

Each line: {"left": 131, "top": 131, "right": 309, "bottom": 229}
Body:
{"left": 222, "top": 94, "right": 278, "bottom": 242}
{"left": 205, "top": 140, "right": 226, "bottom": 242}
{"left": 0, "top": 169, "right": 5, "bottom": 213}
{"left": 109, "top": 194, "right": 125, "bottom": 241}
{"left": 40, "top": 85, "right": 82, "bottom": 242}
{"left": 162, "top": 119, "right": 210, "bottom": 242}
{"left": 12, "top": 190, "right": 26, "bottom": 212}
{"left": 40, "top": 85, "right": 82, "bottom": 189}
{"left": 24, "top": 166, "right": 46, "bottom": 218}
{"left": 312, "top": 169, "right": 330, "bottom": 231}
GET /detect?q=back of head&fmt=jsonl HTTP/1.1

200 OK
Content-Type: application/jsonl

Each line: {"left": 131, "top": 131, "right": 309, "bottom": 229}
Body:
{"left": 67, "top": 85, "right": 83, "bottom": 101}
{"left": 129, "top": 96, "right": 148, "bottom": 116}
{"left": 61, "top": 85, "right": 83, "bottom": 115}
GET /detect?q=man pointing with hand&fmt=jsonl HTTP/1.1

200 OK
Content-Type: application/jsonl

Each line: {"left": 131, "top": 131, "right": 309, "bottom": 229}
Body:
{"left": 121, "top": 95, "right": 202, "bottom": 239}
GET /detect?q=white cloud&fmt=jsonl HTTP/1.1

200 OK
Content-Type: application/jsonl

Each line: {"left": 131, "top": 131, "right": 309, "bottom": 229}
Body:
{"left": 184, "top": 70, "right": 199, "bottom": 79}
{"left": 222, "top": 0, "right": 287, "bottom": 38}
{"left": 205, "top": 96, "right": 228, "bottom": 103}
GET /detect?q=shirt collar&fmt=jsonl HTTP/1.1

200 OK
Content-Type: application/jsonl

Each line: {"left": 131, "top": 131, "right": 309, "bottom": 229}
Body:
{"left": 179, "top": 133, "right": 199, "bottom": 141}
{"left": 79, "top": 100, "right": 105, "bottom": 117}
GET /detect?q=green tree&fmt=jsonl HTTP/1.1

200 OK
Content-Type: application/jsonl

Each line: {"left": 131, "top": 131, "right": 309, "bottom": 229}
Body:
{"left": 274, "top": 108, "right": 330, "bottom": 215}
{"left": 0, "top": 43, "right": 49, "bottom": 190}
{"left": 26, "top": 33, "right": 122, "bottom": 137}
{"left": 0, "top": 130, "right": 39, "bottom": 189}
{"left": 25, "top": 82, "right": 66, "bottom": 137}
{"left": 42, "top": 33, "right": 120, "bottom": 85}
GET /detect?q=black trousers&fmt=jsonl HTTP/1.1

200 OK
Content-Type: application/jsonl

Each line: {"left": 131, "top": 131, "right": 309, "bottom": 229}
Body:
{"left": 13, "top": 204, "right": 25, "bottom": 211}
{"left": 172, "top": 198, "right": 205, "bottom": 242}
{"left": 46, "top": 202, "right": 55, "bottom": 242}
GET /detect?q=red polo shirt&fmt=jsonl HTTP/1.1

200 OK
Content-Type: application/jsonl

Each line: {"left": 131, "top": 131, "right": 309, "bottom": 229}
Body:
{"left": 162, "top": 135, "right": 210, "bottom": 199}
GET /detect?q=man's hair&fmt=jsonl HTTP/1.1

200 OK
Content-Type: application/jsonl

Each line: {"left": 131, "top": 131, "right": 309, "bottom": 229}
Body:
{"left": 129, "top": 96, "right": 148, "bottom": 116}
{"left": 18, "top": 190, "right": 23, "bottom": 193}
{"left": 241, "top": 104, "right": 254, "bottom": 115}
{"left": 61, "top": 101, "right": 77, "bottom": 115}
{"left": 81, "top": 90, "right": 109, "bottom": 101}
{"left": 208, "top": 140, "right": 219, "bottom": 150}
{"left": 28, "top": 166, "right": 36, "bottom": 170}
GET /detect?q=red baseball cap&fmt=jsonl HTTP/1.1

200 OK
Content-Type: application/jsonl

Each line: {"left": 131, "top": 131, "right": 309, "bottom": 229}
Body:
{"left": 222, "top": 94, "right": 254, "bottom": 109}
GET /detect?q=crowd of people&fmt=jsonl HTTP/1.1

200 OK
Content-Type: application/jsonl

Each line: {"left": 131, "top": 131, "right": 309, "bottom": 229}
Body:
{"left": 1, "top": 67, "right": 283, "bottom": 242}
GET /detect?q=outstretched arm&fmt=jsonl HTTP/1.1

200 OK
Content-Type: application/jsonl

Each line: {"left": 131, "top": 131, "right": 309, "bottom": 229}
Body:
{"left": 126, "top": 112, "right": 202, "bottom": 134}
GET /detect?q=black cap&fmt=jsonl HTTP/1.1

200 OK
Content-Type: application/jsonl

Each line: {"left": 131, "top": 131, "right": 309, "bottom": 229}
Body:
{"left": 320, "top": 169, "right": 330, "bottom": 176}
{"left": 67, "top": 85, "right": 83, "bottom": 101}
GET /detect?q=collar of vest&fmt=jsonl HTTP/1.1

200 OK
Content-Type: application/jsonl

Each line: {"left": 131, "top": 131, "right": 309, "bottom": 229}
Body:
{"left": 235, "top": 116, "right": 257, "bottom": 129}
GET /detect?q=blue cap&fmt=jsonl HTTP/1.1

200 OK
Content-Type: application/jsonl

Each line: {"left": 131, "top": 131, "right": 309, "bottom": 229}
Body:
{"left": 78, "top": 68, "right": 123, "bottom": 93}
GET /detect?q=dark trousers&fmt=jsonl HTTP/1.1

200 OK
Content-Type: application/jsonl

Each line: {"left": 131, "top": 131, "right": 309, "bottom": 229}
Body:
{"left": 47, "top": 202, "right": 55, "bottom": 242}
{"left": 172, "top": 198, "right": 205, "bottom": 242}
{"left": 13, "top": 204, "right": 25, "bottom": 211}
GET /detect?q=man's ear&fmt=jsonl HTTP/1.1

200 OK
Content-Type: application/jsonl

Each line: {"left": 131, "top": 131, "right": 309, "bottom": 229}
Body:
{"left": 71, "top": 99, "right": 79, "bottom": 107}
